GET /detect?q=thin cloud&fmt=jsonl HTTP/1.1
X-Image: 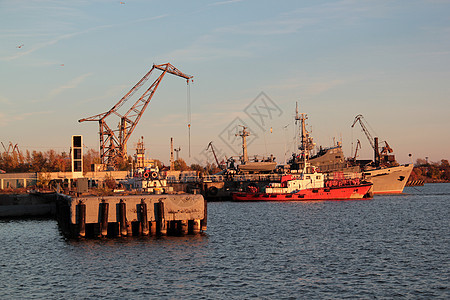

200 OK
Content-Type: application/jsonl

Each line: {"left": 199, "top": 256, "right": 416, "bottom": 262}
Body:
{"left": 1, "top": 14, "right": 168, "bottom": 62}
{"left": 267, "top": 77, "right": 349, "bottom": 96}
{"left": 0, "top": 110, "right": 53, "bottom": 127}
{"left": 0, "top": 95, "right": 12, "bottom": 105}
{"left": 217, "top": 18, "right": 312, "bottom": 36}
{"left": 159, "top": 34, "right": 251, "bottom": 62}
{"left": 1, "top": 25, "right": 112, "bottom": 62}
{"left": 49, "top": 73, "right": 93, "bottom": 98}
{"left": 209, "top": 0, "right": 244, "bottom": 6}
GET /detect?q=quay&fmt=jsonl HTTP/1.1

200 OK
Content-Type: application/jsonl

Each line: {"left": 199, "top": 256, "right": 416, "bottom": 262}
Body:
{"left": 0, "top": 192, "right": 57, "bottom": 218}
{"left": 0, "top": 191, "right": 207, "bottom": 238}
{"left": 56, "top": 193, "right": 207, "bottom": 238}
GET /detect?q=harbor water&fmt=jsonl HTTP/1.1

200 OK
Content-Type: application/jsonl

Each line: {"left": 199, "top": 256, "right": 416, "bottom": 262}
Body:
{"left": 1, "top": 183, "right": 449, "bottom": 299}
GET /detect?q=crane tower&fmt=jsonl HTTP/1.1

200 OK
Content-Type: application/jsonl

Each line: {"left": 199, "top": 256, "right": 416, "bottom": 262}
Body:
{"left": 79, "top": 63, "right": 193, "bottom": 168}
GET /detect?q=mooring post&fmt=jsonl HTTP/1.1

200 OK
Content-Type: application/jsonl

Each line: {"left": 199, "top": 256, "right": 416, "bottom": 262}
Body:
{"left": 154, "top": 200, "right": 166, "bottom": 235}
{"left": 76, "top": 200, "right": 86, "bottom": 237}
{"left": 117, "top": 199, "right": 127, "bottom": 237}
{"left": 181, "top": 220, "right": 188, "bottom": 234}
{"left": 139, "top": 199, "right": 149, "bottom": 236}
{"left": 99, "top": 200, "right": 109, "bottom": 237}
{"left": 201, "top": 198, "right": 207, "bottom": 232}
{"left": 194, "top": 220, "right": 201, "bottom": 233}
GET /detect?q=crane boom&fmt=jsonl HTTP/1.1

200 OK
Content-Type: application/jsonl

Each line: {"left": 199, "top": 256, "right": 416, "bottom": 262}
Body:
{"left": 206, "top": 142, "right": 220, "bottom": 168}
{"left": 351, "top": 114, "right": 375, "bottom": 150}
{"left": 79, "top": 63, "right": 193, "bottom": 168}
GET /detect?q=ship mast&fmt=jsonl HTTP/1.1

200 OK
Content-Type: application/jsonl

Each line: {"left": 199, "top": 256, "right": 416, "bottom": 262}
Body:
{"left": 236, "top": 126, "right": 250, "bottom": 163}
{"left": 295, "top": 102, "right": 315, "bottom": 172}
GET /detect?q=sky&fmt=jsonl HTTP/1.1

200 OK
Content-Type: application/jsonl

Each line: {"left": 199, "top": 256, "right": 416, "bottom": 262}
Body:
{"left": 1, "top": 0, "right": 449, "bottom": 166}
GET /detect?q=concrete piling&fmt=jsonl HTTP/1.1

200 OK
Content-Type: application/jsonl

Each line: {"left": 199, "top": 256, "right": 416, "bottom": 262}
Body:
{"left": 56, "top": 194, "right": 206, "bottom": 239}
{"left": 117, "top": 200, "right": 127, "bottom": 236}
{"left": 139, "top": 200, "right": 149, "bottom": 236}
{"left": 99, "top": 201, "right": 109, "bottom": 237}
{"left": 76, "top": 201, "right": 86, "bottom": 237}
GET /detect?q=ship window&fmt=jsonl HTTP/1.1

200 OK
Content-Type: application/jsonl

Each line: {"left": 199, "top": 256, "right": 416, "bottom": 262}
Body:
{"left": 316, "top": 176, "right": 320, "bottom": 180}
{"left": 306, "top": 176, "right": 310, "bottom": 179}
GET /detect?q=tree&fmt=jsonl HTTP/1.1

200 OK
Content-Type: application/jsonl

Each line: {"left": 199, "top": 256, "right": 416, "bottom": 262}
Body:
{"left": 190, "top": 163, "right": 205, "bottom": 175}
{"left": 116, "top": 155, "right": 132, "bottom": 171}
{"left": 30, "top": 151, "right": 48, "bottom": 172}
{"left": 415, "top": 158, "right": 427, "bottom": 166}
{"left": 83, "top": 149, "right": 101, "bottom": 172}
{"left": 174, "top": 159, "right": 190, "bottom": 171}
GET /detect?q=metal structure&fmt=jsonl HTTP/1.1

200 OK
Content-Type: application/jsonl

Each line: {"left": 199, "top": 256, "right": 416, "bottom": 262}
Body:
{"left": 1, "top": 142, "right": 20, "bottom": 155}
{"left": 79, "top": 63, "right": 193, "bottom": 168}
{"left": 351, "top": 114, "right": 394, "bottom": 166}
{"left": 236, "top": 126, "right": 250, "bottom": 163}
{"left": 351, "top": 114, "right": 376, "bottom": 150}
{"left": 295, "top": 102, "right": 314, "bottom": 159}
{"left": 206, "top": 141, "right": 224, "bottom": 169}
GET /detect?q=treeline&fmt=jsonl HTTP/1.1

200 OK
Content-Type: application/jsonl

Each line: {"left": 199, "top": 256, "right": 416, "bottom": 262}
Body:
{"left": 0, "top": 149, "right": 101, "bottom": 173}
{"left": 175, "top": 160, "right": 222, "bottom": 175}
{"left": 0, "top": 148, "right": 222, "bottom": 174}
{"left": 409, "top": 158, "right": 450, "bottom": 183}
{"left": 4, "top": 149, "right": 447, "bottom": 182}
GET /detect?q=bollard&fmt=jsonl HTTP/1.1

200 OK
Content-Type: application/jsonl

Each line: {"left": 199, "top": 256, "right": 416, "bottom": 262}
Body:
{"left": 99, "top": 200, "right": 109, "bottom": 237}
{"left": 76, "top": 201, "right": 86, "bottom": 237}
{"left": 139, "top": 200, "right": 149, "bottom": 236}
{"left": 117, "top": 200, "right": 127, "bottom": 237}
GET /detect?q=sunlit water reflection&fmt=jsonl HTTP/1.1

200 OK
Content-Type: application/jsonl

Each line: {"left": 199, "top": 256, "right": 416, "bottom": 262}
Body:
{"left": 1, "top": 183, "right": 448, "bottom": 299}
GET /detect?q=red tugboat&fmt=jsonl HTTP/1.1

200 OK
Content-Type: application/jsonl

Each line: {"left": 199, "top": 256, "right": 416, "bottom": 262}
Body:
{"left": 231, "top": 103, "right": 373, "bottom": 201}
{"left": 231, "top": 170, "right": 373, "bottom": 201}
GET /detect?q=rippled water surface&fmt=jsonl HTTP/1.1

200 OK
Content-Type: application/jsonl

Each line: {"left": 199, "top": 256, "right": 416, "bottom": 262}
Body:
{"left": 1, "top": 183, "right": 449, "bottom": 299}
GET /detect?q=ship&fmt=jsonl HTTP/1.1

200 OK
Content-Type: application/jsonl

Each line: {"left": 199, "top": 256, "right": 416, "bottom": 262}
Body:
{"left": 232, "top": 105, "right": 373, "bottom": 201}
{"left": 229, "top": 126, "right": 277, "bottom": 174}
{"left": 231, "top": 169, "right": 373, "bottom": 201}
{"left": 289, "top": 114, "right": 413, "bottom": 194}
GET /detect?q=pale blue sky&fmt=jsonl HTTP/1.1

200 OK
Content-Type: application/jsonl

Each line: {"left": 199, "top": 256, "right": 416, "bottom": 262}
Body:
{"left": 1, "top": 0, "right": 449, "bottom": 166}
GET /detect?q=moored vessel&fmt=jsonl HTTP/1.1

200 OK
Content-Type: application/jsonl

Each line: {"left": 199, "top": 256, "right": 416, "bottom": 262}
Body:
{"left": 232, "top": 104, "right": 373, "bottom": 201}
{"left": 288, "top": 113, "right": 413, "bottom": 195}
{"left": 231, "top": 171, "right": 373, "bottom": 201}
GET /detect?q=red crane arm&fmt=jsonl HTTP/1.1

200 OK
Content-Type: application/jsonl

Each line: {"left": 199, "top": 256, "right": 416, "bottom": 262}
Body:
{"left": 78, "top": 63, "right": 193, "bottom": 167}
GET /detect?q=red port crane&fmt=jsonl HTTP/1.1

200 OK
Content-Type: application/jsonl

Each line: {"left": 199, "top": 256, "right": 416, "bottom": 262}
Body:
{"left": 351, "top": 114, "right": 394, "bottom": 167}
{"left": 79, "top": 63, "right": 193, "bottom": 168}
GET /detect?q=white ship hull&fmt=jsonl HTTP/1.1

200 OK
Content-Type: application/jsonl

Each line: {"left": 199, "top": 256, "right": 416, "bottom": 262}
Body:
{"left": 364, "top": 164, "right": 413, "bottom": 194}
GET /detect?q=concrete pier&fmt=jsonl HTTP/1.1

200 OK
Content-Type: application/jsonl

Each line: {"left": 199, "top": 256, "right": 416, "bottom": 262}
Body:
{"left": 0, "top": 193, "right": 57, "bottom": 218}
{"left": 56, "top": 194, "right": 207, "bottom": 238}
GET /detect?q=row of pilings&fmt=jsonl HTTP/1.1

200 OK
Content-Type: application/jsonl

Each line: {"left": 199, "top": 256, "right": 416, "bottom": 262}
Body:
{"left": 56, "top": 193, "right": 207, "bottom": 238}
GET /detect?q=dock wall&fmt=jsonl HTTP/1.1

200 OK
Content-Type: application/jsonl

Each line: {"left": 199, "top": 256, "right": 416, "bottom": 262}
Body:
{"left": 0, "top": 193, "right": 57, "bottom": 217}
{"left": 56, "top": 194, "right": 207, "bottom": 238}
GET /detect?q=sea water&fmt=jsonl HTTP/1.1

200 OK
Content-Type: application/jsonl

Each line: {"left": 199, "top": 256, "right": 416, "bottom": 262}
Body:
{"left": 1, "top": 183, "right": 448, "bottom": 299}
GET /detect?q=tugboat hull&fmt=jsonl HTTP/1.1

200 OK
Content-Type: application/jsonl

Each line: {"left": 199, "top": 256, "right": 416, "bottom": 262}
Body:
{"left": 232, "top": 183, "right": 373, "bottom": 201}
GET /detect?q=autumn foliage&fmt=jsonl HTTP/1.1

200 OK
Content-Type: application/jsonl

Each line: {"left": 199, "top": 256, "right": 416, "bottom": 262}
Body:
{"left": 409, "top": 159, "right": 450, "bottom": 183}
{"left": 0, "top": 149, "right": 101, "bottom": 173}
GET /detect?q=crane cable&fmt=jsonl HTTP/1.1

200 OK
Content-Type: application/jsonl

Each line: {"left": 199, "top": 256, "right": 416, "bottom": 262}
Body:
{"left": 187, "top": 81, "right": 191, "bottom": 157}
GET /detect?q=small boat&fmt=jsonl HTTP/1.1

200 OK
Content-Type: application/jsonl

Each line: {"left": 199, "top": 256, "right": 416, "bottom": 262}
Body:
{"left": 231, "top": 170, "right": 373, "bottom": 201}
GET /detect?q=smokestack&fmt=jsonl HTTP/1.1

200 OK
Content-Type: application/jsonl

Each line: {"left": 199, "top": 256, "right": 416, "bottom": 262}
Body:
{"left": 374, "top": 137, "right": 379, "bottom": 166}
{"left": 170, "top": 137, "right": 175, "bottom": 170}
